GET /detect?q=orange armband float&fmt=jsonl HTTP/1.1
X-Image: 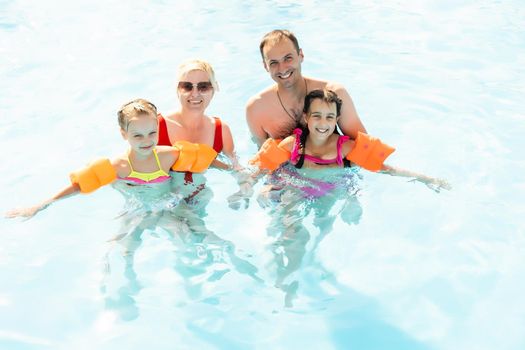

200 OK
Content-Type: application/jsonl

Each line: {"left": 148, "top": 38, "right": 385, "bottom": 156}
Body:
{"left": 249, "top": 138, "right": 290, "bottom": 171}
{"left": 69, "top": 158, "right": 117, "bottom": 193}
{"left": 171, "top": 141, "right": 218, "bottom": 173}
{"left": 346, "top": 132, "right": 395, "bottom": 171}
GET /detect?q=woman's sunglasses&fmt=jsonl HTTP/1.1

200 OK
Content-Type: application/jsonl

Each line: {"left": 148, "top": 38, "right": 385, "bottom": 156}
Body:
{"left": 178, "top": 81, "right": 213, "bottom": 93}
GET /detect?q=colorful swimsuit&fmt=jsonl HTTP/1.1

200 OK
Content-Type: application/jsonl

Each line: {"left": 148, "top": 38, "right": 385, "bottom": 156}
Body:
{"left": 121, "top": 149, "right": 171, "bottom": 184}
{"left": 158, "top": 114, "right": 223, "bottom": 183}
{"left": 290, "top": 128, "right": 351, "bottom": 168}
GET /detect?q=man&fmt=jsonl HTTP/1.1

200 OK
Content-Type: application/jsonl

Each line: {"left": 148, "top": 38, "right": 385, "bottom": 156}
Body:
{"left": 246, "top": 29, "right": 367, "bottom": 147}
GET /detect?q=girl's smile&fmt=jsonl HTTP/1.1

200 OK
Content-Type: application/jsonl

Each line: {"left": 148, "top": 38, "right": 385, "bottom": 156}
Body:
{"left": 305, "top": 99, "right": 339, "bottom": 143}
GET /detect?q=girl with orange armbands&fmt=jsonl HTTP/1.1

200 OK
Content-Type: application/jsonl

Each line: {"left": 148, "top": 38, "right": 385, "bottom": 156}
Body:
{"left": 6, "top": 98, "right": 218, "bottom": 219}
{"left": 234, "top": 89, "right": 450, "bottom": 207}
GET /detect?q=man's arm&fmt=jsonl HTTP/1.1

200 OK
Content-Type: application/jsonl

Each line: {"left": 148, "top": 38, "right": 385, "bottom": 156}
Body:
{"left": 331, "top": 84, "right": 367, "bottom": 139}
{"left": 246, "top": 96, "right": 269, "bottom": 147}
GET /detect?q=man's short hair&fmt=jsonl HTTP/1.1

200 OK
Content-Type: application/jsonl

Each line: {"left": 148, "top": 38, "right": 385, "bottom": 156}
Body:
{"left": 259, "top": 29, "right": 300, "bottom": 59}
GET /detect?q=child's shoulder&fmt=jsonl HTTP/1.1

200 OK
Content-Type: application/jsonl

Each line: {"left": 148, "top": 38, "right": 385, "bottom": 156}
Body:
{"left": 278, "top": 135, "right": 297, "bottom": 152}
{"left": 339, "top": 137, "right": 355, "bottom": 155}
{"left": 155, "top": 146, "right": 178, "bottom": 166}
{"left": 111, "top": 156, "right": 131, "bottom": 177}
{"left": 156, "top": 145, "right": 176, "bottom": 154}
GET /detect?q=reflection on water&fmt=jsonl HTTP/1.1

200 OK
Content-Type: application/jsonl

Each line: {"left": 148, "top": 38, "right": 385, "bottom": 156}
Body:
{"left": 264, "top": 165, "right": 363, "bottom": 307}
{"left": 101, "top": 174, "right": 261, "bottom": 321}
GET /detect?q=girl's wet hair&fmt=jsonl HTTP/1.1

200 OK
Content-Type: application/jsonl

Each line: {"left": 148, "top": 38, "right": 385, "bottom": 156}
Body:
{"left": 303, "top": 89, "right": 342, "bottom": 116}
{"left": 117, "top": 98, "right": 158, "bottom": 130}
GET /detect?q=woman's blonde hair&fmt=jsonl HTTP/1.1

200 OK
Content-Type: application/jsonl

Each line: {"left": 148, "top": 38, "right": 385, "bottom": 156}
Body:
{"left": 177, "top": 59, "right": 219, "bottom": 91}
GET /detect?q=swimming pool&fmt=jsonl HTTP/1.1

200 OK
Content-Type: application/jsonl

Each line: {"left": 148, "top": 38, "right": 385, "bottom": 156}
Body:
{"left": 1, "top": 1, "right": 524, "bottom": 349}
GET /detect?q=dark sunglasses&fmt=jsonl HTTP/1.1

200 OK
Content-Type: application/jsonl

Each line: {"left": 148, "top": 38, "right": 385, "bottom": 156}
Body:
{"left": 178, "top": 81, "right": 213, "bottom": 93}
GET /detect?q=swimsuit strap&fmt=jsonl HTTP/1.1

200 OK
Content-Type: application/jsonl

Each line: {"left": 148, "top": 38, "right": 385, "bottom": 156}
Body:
{"left": 336, "top": 135, "right": 350, "bottom": 166}
{"left": 127, "top": 149, "right": 168, "bottom": 176}
{"left": 152, "top": 148, "right": 163, "bottom": 169}
{"left": 123, "top": 149, "right": 171, "bottom": 183}
{"left": 185, "top": 116, "right": 224, "bottom": 184}
{"left": 303, "top": 154, "right": 338, "bottom": 164}
{"left": 290, "top": 128, "right": 303, "bottom": 163}
{"left": 157, "top": 113, "right": 172, "bottom": 146}
{"left": 126, "top": 154, "right": 135, "bottom": 172}
{"left": 212, "top": 117, "right": 223, "bottom": 152}
{"left": 158, "top": 114, "right": 221, "bottom": 151}
{"left": 296, "top": 132, "right": 344, "bottom": 166}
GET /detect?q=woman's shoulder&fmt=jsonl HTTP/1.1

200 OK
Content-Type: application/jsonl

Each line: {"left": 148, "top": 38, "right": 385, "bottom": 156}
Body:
{"left": 161, "top": 111, "right": 183, "bottom": 125}
{"left": 208, "top": 115, "right": 229, "bottom": 126}
{"left": 212, "top": 117, "right": 233, "bottom": 140}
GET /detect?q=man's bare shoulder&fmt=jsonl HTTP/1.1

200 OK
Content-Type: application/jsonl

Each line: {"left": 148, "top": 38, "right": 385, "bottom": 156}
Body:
{"left": 246, "top": 86, "right": 276, "bottom": 121}
{"left": 304, "top": 76, "right": 346, "bottom": 93}
{"left": 324, "top": 80, "right": 347, "bottom": 93}
{"left": 247, "top": 86, "right": 275, "bottom": 110}
{"left": 304, "top": 76, "right": 328, "bottom": 89}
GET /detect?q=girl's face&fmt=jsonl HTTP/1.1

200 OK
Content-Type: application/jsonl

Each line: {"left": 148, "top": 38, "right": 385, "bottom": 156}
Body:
{"left": 177, "top": 69, "right": 214, "bottom": 112}
{"left": 121, "top": 114, "right": 158, "bottom": 156}
{"left": 305, "top": 99, "right": 339, "bottom": 141}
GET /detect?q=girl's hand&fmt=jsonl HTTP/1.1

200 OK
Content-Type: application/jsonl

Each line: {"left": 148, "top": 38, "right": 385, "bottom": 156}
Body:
{"left": 227, "top": 170, "right": 255, "bottom": 210}
{"left": 256, "top": 184, "right": 284, "bottom": 209}
{"left": 5, "top": 204, "right": 47, "bottom": 219}
{"left": 227, "top": 184, "right": 253, "bottom": 210}
{"left": 411, "top": 177, "right": 452, "bottom": 193}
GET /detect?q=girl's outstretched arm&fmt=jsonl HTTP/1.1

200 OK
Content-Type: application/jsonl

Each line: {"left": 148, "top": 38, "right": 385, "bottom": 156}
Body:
{"left": 6, "top": 157, "right": 120, "bottom": 219}
{"left": 5, "top": 183, "right": 80, "bottom": 219}
{"left": 380, "top": 164, "right": 451, "bottom": 192}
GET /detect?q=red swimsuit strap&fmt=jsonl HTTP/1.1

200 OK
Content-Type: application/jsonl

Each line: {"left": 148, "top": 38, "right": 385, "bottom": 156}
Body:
{"left": 184, "top": 117, "right": 223, "bottom": 184}
{"left": 157, "top": 114, "right": 172, "bottom": 146}
{"left": 212, "top": 117, "right": 223, "bottom": 152}
{"left": 156, "top": 115, "right": 223, "bottom": 184}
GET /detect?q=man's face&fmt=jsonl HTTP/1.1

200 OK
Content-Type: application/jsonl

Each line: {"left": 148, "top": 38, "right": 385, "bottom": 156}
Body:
{"left": 262, "top": 38, "right": 304, "bottom": 88}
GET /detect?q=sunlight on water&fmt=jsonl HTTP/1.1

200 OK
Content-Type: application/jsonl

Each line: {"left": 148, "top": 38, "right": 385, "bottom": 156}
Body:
{"left": 1, "top": 1, "right": 524, "bottom": 349}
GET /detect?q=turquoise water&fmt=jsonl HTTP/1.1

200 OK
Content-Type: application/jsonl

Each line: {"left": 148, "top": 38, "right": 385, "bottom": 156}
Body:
{"left": 1, "top": 1, "right": 524, "bottom": 349}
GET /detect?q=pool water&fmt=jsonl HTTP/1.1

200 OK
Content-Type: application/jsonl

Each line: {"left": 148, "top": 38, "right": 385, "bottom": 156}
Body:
{"left": 1, "top": 1, "right": 524, "bottom": 349}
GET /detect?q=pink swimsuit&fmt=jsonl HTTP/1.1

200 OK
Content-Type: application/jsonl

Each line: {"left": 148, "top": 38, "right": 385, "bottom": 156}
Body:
{"left": 290, "top": 128, "right": 350, "bottom": 168}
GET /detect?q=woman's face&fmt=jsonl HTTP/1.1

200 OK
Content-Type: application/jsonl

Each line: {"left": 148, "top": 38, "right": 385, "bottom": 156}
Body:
{"left": 177, "top": 69, "right": 214, "bottom": 112}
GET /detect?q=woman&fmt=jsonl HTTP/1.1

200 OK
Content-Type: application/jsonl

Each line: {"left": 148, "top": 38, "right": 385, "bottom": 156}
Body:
{"left": 158, "top": 59, "right": 237, "bottom": 182}
{"left": 155, "top": 59, "right": 249, "bottom": 206}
